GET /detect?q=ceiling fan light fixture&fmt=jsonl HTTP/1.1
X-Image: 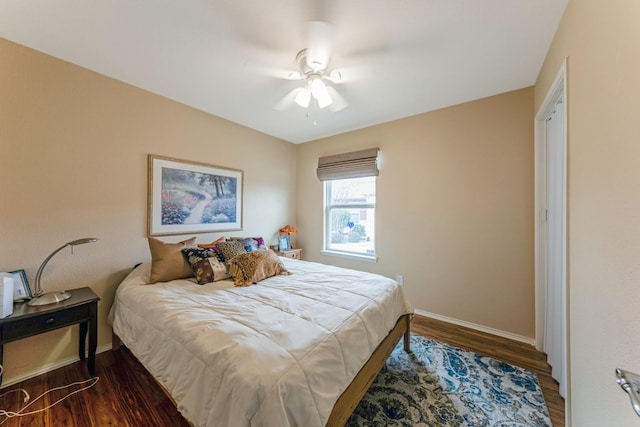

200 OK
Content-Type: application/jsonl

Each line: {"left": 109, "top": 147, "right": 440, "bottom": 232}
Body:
{"left": 316, "top": 91, "right": 333, "bottom": 109}
{"left": 310, "top": 77, "right": 327, "bottom": 98}
{"left": 295, "top": 87, "right": 311, "bottom": 108}
{"left": 284, "top": 37, "right": 344, "bottom": 112}
{"left": 310, "top": 77, "right": 333, "bottom": 108}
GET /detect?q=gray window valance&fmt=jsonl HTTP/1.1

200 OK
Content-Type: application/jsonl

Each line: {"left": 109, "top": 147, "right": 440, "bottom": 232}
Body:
{"left": 316, "top": 147, "right": 380, "bottom": 181}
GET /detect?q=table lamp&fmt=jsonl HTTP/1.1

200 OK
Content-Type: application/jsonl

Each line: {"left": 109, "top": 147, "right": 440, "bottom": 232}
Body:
{"left": 279, "top": 225, "right": 298, "bottom": 250}
{"left": 28, "top": 238, "right": 98, "bottom": 306}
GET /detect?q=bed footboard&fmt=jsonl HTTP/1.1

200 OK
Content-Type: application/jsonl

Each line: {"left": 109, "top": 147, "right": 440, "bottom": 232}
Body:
{"left": 326, "top": 313, "right": 412, "bottom": 427}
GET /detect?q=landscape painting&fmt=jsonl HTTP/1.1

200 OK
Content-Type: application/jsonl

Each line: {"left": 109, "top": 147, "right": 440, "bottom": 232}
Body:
{"left": 148, "top": 155, "right": 243, "bottom": 235}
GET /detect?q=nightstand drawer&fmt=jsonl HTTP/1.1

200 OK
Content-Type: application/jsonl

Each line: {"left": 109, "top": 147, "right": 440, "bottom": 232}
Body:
{"left": 284, "top": 251, "right": 301, "bottom": 259}
{"left": 276, "top": 249, "right": 302, "bottom": 259}
{"left": 3, "top": 304, "right": 89, "bottom": 341}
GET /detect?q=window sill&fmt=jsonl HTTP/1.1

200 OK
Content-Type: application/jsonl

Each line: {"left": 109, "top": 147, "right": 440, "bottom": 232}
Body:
{"left": 321, "top": 250, "right": 378, "bottom": 263}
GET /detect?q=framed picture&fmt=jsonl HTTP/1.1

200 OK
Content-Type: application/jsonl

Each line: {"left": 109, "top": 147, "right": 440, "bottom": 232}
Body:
{"left": 279, "top": 237, "right": 290, "bottom": 251}
{"left": 10, "top": 269, "right": 32, "bottom": 301}
{"left": 148, "top": 155, "right": 243, "bottom": 236}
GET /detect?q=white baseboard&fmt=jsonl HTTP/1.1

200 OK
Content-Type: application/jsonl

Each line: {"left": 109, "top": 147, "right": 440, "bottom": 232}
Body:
{"left": 413, "top": 309, "right": 535, "bottom": 346}
{"left": 2, "top": 343, "right": 112, "bottom": 388}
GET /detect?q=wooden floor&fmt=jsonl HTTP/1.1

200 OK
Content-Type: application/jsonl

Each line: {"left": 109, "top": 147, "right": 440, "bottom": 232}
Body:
{"left": 0, "top": 315, "right": 564, "bottom": 426}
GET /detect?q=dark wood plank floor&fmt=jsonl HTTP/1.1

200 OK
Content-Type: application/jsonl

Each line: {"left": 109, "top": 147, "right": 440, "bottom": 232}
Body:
{"left": 0, "top": 315, "right": 564, "bottom": 426}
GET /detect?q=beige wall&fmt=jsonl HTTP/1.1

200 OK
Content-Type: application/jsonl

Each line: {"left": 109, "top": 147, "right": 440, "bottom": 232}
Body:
{"left": 535, "top": 1, "right": 640, "bottom": 425}
{"left": 296, "top": 88, "right": 535, "bottom": 339}
{"left": 0, "top": 38, "right": 296, "bottom": 384}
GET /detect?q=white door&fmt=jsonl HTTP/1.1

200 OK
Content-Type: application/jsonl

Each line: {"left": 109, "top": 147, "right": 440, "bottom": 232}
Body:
{"left": 544, "top": 96, "right": 567, "bottom": 398}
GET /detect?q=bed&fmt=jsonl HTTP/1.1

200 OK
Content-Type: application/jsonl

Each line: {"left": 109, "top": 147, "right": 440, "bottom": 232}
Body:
{"left": 109, "top": 256, "right": 413, "bottom": 427}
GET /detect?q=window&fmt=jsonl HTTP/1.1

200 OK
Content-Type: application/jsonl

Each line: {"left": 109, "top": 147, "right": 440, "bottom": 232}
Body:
{"left": 324, "top": 176, "right": 376, "bottom": 258}
{"left": 317, "top": 147, "right": 379, "bottom": 261}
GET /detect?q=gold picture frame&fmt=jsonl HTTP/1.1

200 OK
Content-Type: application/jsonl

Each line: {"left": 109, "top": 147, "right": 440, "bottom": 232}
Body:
{"left": 148, "top": 155, "right": 243, "bottom": 236}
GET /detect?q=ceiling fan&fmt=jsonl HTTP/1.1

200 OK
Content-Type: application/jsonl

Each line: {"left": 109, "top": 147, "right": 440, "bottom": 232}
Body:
{"left": 273, "top": 21, "right": 349, "bottom": 112}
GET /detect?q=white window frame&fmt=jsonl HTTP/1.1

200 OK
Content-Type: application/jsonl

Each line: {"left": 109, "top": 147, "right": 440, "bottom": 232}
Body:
{"left": 321, "top": 178, "right": 377, "bottom": 263}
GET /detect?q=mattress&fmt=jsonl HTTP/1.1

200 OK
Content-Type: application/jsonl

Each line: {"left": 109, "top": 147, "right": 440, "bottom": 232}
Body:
{"left": 109, "top": 257, "right": 412, "bottom": 427}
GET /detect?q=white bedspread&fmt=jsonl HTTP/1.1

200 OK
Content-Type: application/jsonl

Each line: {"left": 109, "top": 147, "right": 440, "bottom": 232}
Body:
{"left": 110, "top": 257, "right": 412, "bottom": 427}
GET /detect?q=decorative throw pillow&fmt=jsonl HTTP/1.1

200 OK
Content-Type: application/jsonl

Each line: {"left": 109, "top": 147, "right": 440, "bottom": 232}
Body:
{"left": 227, "top": 250, "right": 290, "bottom": 287}
{"left": 216, "top": 240, "right": 247, "bottom": 262}
{"left": 230, "top": 237, "right": 268, "bottom": 252}
{"left": 148, "top": 236, "right": 197, "bottom": 284}
{"left": 182, "top": 248, "right": 230, "bottom": 284}
{"left": 197, "top": 236, "right": 227, "bottom": 249}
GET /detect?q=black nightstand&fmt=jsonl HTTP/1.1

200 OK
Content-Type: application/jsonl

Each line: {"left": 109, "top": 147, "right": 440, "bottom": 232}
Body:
{"left": 0, "top": 287, "right": 100, "bottom": 386}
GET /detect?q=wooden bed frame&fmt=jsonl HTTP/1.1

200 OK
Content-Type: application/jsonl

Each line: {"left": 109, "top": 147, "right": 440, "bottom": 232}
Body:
{"left": 113, "top": 313, "right": 412, "bottom": 427}
{"left": 326, "top": 313, "right": 412, "bottom": 426}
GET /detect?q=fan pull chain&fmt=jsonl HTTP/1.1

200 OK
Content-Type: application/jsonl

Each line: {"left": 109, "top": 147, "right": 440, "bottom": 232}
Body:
{"left": 305, "top": 111, "right": 318, "bottom": 126}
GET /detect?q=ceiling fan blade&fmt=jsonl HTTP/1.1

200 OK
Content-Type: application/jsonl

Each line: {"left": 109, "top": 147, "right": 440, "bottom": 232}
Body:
{"left": 273, "top": 87, "right": 304, "bottom": 111}
{"left": 245, "top": 61, "right": 302, "bottom": 80}
{"left": 326, "top": 86, "right": 348, "bottom": 112}
{"left": 306, "top": 21, "right": 332, "bottom": 71}
{"left": 325, "top": 69, "right": 344, "bottom": 84}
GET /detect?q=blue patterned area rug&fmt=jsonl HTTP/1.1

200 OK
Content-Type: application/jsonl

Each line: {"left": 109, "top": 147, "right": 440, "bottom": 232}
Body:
{"left": 346, "top": 334, "right": 552, "bottom": 426}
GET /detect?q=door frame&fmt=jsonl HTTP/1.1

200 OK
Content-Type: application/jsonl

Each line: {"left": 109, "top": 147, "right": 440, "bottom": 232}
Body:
{"left": 534, "top": 58, "right": 569, "bottom": 416}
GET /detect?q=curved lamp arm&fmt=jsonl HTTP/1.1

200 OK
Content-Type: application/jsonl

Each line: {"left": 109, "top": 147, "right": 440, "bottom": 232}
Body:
{"left": 33, "top": 238, "right": 98, "bottom": 296}
{"left": 616, "top": 368, "right": 640, "bottom": 418}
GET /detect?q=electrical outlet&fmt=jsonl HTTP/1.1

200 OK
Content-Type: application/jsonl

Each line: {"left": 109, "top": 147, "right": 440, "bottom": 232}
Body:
{"left": 396, "top": 274, "right": 403, "bottom": 285}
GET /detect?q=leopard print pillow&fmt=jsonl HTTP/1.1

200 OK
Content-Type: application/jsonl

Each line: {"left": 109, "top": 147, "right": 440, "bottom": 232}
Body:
{"left": 216, "top": 240, "right": 247, "bottom": 263}
{"left": 227, "top": 250, "right": 290, "bottom": 287}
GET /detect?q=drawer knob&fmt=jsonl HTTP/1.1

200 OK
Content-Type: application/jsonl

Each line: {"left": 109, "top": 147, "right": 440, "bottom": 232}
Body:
{"left": 45, "top": 317, "right": 55, "bottom": 325}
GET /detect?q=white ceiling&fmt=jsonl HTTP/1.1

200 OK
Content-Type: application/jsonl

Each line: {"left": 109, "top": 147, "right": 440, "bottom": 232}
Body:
{"left": 0, "top": 0, "right": 567, "bottom": 144}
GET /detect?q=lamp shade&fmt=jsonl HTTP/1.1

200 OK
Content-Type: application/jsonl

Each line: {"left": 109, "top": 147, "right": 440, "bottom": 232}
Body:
{"left": 295, "top": 87, "right": 311, "bottom": 108}
{"left": 310, "top": 77, "right": 327, "bottom": 98}
{"left": 279, "top": 225, "right": 298, "bottom": 234}
{"left": 310, "top": 77, "right": 333, "bottom": 108}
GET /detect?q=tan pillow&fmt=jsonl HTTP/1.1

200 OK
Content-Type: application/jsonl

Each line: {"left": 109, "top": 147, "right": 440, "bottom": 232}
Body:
{"left": 148, "top": 236, "right": 197, "bottom": 284}
{"left": 227, "top": 250, "right": 290, "bottom": 287}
